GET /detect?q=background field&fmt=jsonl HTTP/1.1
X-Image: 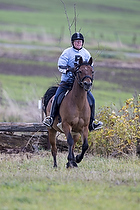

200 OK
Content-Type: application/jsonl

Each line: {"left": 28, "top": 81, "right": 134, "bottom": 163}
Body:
{"left": 0, "top": 0, "right": 140, "bottom": 49}
{"left": 0, "top": 0, "right": 140, "bottom": 121}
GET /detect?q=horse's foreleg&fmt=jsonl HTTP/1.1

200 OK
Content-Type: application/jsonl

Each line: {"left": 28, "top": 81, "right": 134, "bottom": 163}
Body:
{"left": 49, "top": 130, "right": 57, "bottom": 167}
{"left": 66, "top": 132, "right": 78, "bottom": 168}
{"left": 76, "top": 137, "right": 89, "bottom": 163}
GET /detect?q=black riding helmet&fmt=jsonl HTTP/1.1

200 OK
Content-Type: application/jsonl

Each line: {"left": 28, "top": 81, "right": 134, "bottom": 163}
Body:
{"left": 71, "top": 32, "right": 84, "bottom": 47}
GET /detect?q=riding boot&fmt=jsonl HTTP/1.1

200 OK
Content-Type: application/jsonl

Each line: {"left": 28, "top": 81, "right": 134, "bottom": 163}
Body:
{"left": 88, "top": 103, "right": 95, "bottom": 131}
{"left": 87, "top": 91, "right": 95, "bottom": 123}
{"left": 50, "top": 98, "right": 59, "bottom": 120}
{"left": 87, "top": 91, "right": 103, "bottom": 131}
{"left": 88, "top": 103, "right": 103, "bottom": 131}
{"left": 43, "top": 98, "right": 59, "bottom": 128}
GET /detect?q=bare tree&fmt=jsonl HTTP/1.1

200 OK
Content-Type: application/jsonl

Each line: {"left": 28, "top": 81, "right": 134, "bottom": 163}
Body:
{"left": 60, "top": 1, "right": 82, "bottom": 36}
{"left": 60, "top": 0, "right": 72, "bottom": 37}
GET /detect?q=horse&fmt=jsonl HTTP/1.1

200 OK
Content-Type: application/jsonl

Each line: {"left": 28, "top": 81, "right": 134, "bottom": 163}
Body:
{"left": 43, "top": 57, "right": 94, "bottom": 168}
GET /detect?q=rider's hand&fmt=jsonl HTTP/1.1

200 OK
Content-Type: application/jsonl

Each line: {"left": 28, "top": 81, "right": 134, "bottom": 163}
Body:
{"left": 66, "top": 67, "right": 75, "bottom": 73}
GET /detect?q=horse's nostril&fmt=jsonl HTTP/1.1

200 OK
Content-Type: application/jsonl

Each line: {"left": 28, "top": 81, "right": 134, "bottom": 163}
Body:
{"left": 84, "top": 81, "right": 92, "bottom": 86}
{"left": 83, "top": 81, "right": 92, "bottom": 91}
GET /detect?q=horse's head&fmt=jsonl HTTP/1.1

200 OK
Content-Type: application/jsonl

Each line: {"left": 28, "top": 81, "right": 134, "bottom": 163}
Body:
{"left": 75, "top": 57, "right": 94, "bottom": 91}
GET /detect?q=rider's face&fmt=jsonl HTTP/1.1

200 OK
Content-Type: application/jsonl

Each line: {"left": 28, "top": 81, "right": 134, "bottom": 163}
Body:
{"left": 73, "top": 40, "right": 83, "bottom": 50}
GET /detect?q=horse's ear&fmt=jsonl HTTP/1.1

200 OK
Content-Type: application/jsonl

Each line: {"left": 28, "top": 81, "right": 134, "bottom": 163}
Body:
{"left": 88, "top": 57, "right": 93, "bottom": 66}
{"left": 79, "top": 57, "right": 83, "bottom": 65}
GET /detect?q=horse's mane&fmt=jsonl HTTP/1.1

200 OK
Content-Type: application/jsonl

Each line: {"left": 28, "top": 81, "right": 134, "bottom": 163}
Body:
{"left": 43, "top": 86, "right": 58, "bottom": 112}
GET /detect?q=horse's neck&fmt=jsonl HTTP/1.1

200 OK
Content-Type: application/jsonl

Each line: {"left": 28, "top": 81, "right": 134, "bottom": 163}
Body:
{"left": 71, "top": 80, "right": 87, "bottom": 106}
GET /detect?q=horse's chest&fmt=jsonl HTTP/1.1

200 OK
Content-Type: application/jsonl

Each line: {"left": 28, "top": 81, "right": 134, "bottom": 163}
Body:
{"left": 71, "top": 117, "right": 88, "bottom": 132}
{"left": 79, "top": 104, "right": 90, "bottom": 117}
{"left": 72, "top": 111, "right": 89, "bottom": 126}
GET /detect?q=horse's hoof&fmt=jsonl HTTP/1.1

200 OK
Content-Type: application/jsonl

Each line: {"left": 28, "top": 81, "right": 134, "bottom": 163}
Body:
{"left": 76, "top": 155, "right": 82, "bottom": 163}
{"left": 66, "top": 161, "right": 78, "bottom": 168}
{"left": 72, "top": 161, "right": 78, "bottom": 167}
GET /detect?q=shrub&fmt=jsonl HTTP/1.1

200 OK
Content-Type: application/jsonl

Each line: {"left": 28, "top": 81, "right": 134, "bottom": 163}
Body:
{"left": 88, "top": 94, "right": 140, "bottom": 157}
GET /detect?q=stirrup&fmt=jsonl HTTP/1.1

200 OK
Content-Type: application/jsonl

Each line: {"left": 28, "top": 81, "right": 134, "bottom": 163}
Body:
{"left": 43, "top": 116, "right": 53, "bottom": 128}
{"left": 92, "top": 120, "right": 103, "bottom": 131}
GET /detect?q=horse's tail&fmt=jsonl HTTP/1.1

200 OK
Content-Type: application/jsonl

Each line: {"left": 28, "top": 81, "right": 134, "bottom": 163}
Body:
{"left": 42, "top": 86, "right": 58, "bottom": 113}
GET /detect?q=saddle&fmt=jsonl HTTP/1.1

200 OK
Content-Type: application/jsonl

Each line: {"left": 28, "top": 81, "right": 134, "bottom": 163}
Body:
{"left": 43, "top": 86, "right": 70, "bottom": 126}
{"left": 43, "top": 86, "right": 69, "bottom": 110}
{"left": 57, "top": 90, "right": 69, "bottom": 106}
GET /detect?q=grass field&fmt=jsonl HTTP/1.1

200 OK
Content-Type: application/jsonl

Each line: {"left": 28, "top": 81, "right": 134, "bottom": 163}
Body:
{"left": 0, "top": 74, "right": 55, "bottom": 102}
{"left": 0, "top": 0, "right": 140, "bottom": 50}
{"left": 0, "top": 72, "right": 136, "bottom": 109}
{"left": 0, "top": 0, "right": 140, "bottom": 113}
{"left": 0, "top": 152, "right": 140, "bottom": 210}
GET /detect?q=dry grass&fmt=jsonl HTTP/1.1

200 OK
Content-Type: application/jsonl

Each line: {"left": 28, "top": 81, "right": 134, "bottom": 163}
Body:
{"left": 0, "top": 89, "right": 42, "bottom": 123}
{"left": 0, "top": 151, "right": 140, "bottom": 185}
{"left": 0, "top": 144, "right": 140, "bottom": 210}
{"left": 0, "top": 152, "right": 140, "bottom": 210}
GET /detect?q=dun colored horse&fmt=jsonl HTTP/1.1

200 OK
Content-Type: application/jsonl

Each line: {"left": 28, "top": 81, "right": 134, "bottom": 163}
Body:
{"left": 43, "top": 57, "right": 94, "bottom": 168}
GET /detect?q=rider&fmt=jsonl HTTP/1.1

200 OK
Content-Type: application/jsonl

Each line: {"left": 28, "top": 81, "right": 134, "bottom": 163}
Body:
{"left": 43, "top": 32, "right": 103, "bottom": 131}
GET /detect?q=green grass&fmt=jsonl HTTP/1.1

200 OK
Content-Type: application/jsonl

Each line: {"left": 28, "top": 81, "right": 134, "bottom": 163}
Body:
{"left": 93, "top": 88, "right": 133, "bottom": 109}
{"left": 0, "top": 152, "right": 140, "bottom": 210}
{"left": 0, "top": 0, "right": 139, "bottom": 117}
{"left": 0, "top": 74, "right": 58, "bottom": 102}
{"left": 0, "top": 57, "right": 56, "bottom": 67}
{"left": 0, "top": 73, "right": 136, "bottom": 109}
{"left": 0, "top": 0, "right": 140, "bottom": 49}
{"left": 0, "top": 70, "right": 138, "bottom": 108}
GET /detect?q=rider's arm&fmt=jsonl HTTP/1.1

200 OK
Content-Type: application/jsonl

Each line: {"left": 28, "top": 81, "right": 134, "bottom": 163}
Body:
{"left": 58, "top": 65, "right": 68, "bottom": 74}
{"left": 58, "top": 65, "right": 74, "bottom": 74}
{"left": 58, "top": 48, "right": 75, "bottom": 73}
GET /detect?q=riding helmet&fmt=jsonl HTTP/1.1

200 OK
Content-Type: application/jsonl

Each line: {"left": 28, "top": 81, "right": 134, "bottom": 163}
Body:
{"left": 71, "top": 32, "right": 84, "bottom": 45}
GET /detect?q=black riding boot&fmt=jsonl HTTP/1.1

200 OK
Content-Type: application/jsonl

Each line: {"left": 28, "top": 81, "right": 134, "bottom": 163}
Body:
{"left": 88, "top": 103, "right": 95, "bottom": 131}
{"left": 88, "top": 102, "right": 103, "bottom": 131}
{"left": 50, "top": 98, "right": 59, "bottom": 120}
{"left": 87, "top": 91, "right": 95, "bottom": 131}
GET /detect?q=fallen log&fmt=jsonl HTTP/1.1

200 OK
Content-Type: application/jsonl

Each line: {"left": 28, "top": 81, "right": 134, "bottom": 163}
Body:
{"left": 0, "top": 132, "right": 68, "bottom": 153}
{"left": 0, "top": 122, "right": 48, "bottom": 132}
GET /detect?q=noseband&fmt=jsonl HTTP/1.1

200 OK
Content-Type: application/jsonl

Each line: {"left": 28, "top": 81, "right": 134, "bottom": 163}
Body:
{"left": 75, "top": 63, "right": 94, "bottom": 91}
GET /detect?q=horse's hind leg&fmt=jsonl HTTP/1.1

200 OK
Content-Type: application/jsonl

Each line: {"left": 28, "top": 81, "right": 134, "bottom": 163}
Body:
{"left": 48, "top": 129, "right": 57, "bottom": 167}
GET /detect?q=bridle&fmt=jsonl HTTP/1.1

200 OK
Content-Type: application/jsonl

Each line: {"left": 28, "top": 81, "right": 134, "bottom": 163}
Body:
{"left": 74, "top": 63, "right": 94, "bottom": 91}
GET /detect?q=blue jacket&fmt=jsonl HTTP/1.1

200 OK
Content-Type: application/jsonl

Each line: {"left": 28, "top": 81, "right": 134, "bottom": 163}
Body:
{"left": 58, "top": 46, "right": 92, "bottom": 84}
